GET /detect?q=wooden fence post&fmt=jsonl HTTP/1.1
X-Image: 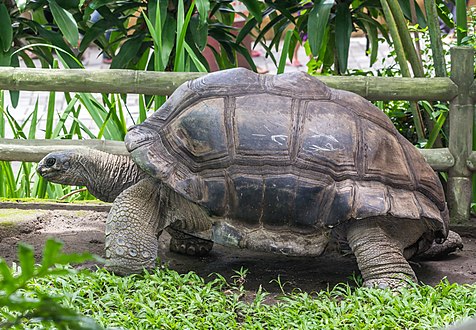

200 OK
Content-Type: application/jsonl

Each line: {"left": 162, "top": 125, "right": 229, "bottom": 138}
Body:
{"left": 447, "top": 46, "right": 475, "bottom": 223}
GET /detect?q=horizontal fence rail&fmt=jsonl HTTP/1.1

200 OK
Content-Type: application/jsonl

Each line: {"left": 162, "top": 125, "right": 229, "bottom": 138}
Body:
{"left": 0, "top": 67, "right": 464, "bottom": 101}
{"left": 0, "top": 139, "right": 128, "bottom": 162}
{"left": 0, "top": 138, "right": 456, "bottom": 170}
{"left": 0, "top": 47, "right": 474, "bottom": 224}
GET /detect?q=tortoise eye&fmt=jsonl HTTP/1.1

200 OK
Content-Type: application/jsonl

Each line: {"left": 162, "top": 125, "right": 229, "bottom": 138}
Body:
{"left": 45, "top": 158, "right": 56, "bottom": 167}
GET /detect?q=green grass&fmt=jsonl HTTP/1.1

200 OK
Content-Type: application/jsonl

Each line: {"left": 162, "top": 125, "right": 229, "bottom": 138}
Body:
{"left": 23, "top": 267, "right": 476, "bottom": 329}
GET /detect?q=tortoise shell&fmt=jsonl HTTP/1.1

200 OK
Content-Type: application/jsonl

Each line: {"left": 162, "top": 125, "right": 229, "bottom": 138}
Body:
{"left": 126, "top": 68, "right": 448, "bottom": 239}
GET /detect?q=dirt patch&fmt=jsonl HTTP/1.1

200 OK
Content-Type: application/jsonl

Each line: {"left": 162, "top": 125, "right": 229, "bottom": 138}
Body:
{"left": 0, "top": 207, "right": 475, "bottom": 293}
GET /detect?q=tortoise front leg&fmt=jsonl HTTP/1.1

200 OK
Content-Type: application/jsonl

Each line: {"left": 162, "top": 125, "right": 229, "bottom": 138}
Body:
{"left": 346, "top": 218, "right": 424, "bottom": 288}
{"left": 105, "top": 178, "right": 166, "bottom": 275}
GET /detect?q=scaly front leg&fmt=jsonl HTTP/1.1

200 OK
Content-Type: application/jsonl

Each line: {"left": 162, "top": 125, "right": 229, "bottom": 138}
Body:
{"left": 105, "top": 178, "right": 166, "bottom": 275}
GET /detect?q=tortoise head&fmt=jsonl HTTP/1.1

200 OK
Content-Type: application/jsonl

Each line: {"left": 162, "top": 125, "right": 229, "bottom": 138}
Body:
{"left": 37, "top": 150, "right": 87, "bottom": 186}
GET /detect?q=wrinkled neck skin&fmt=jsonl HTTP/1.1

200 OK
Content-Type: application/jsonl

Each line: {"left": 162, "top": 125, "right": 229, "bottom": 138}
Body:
{"left": 73, "top": 149, "right": 147, "bottom": 202}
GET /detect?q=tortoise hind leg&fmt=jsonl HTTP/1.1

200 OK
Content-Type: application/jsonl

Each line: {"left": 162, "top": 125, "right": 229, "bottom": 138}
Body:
{"left": 167, "top": 227, "right": 214, "bottom": 257}
{"left": 165, "top": 188, "right": 214, "bottom": 257}
{"left": 415, "top": 230, "right": 463, "bottom": 259}
{"left": 346, "top": 218, "right": 426, "bottom": 288}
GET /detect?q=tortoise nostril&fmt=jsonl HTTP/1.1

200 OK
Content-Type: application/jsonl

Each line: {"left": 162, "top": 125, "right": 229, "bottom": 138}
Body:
{"left": 45, "top": 158, "right": 56, "bottom": 167}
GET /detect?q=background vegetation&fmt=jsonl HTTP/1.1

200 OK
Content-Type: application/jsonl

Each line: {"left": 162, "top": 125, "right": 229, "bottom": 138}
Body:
{"left": 0, "top": 0, "right": 474, "bottom": 200}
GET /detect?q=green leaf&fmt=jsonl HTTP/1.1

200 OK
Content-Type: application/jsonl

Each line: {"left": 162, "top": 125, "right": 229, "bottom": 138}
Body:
{"left": 18, "top": 243, "right": 35, "bottom": 280}
{"left": 335, "top": 3, "right": 352, "bottom": 73}
{"left": 21, "top": 19, "right": 81, "bottom": 68}
{"left": 184, "top": 42, "right": 208, "bottom": 72}
{"left": 236, "top": 17, "right": 258, "bottom": 45}
{"left": 363, "top": 21, "right": 378, "bottom": 66}
{"left": 48, "top": 0, "right": 80, "bottom": 47}
{"left": 436, "top": 2, "right": 453, "bottom": 30}
{"left": 277, "top": 30, "right": 293, "bottom": 74}
{"left": 110, "top": 36, "right": 144, "bottom": 69}
{"left": 195, "top": 0, "right": 210, "bottom": 26}
{"left": 51, "top": 96, "right": 79, "bottom": 138}
{"left": 80, "top": 20, "right": 109, "bottom": 52}
{"left": 397, "top": 0, "right": 427, "bottom": 28}
{"left": 0, "top": 3, "right": 13, "bottom": 52}
{"left": 28, "top": 100, "right": 40, "bottom": 140}
{"left": 426, "top": 109, "right": 448, "bottom": 149}
{"left": 8, "top": 54, "right": 19, "bottom": 108}
{"left": 89, "top": 0, "right": 115, "bottom": 10}
{"left": 0, "top": 260, "right": 15, "bottom": 286}
{"left": 190, "top": 16, "right": 208, "bottom": 51}
{"left": 175, "top": 2, "right": 196, "bottom": 72}
{"left": 455, "top": 0, "right": 467, "bottom": 45}
{"left": 307, "top": 0, "right": 333, "bottom": 56}
{"left": 0, "top": 49, "right": 11, "bottom": 66}
{"left": 241, "top": 0, "right": 263, "bottom": 23}
{"left": 39, "top": 240, "right": 64, "bottom": 271}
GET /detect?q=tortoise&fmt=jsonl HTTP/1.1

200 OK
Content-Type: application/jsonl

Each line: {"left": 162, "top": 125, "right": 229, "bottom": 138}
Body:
{"left": 37, "top": 68, "right": 462, "bottom": 288}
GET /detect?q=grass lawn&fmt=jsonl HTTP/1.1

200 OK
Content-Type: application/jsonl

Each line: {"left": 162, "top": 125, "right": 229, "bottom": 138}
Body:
{"left": 25, "top": 266, "right": 476, "bottom": 329}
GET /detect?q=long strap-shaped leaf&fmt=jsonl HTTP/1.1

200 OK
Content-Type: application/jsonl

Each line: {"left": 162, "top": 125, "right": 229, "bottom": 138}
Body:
{"left": 455, "top": 0, "right": 468, "bottom": 45}
{"left": 335, "top": 2, "right": 352, "bottom": 74}
{"left": 386, "top": 0, "right": 424, "bottom": 77}
{"left": 424, "top": 0, "right": 447, "bottom": 77}
{"left": 0, "top": 3, "right": 12, "bottom": 53}
{"left": 47, "top": 0, "right": 79, "bottom": 47}
{"left": 380, "top": 0, "right": 425, "bottom": 142}
{"left": 307, "top": 0, "right": 333, "bottom": 56}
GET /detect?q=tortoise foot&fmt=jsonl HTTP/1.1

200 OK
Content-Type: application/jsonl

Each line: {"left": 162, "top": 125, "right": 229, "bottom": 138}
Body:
{"left": 169, "top": 237, "right": 213, "bottom": 256}
{"left": 167, "top": 228, "right": 213, "bottom": 257}
{"left": 363, "top": 277, "right": 413, "bottom": 290}
{"left": 105, "top": 259, "right": 156, "bottom": 276}
{"left": 417, "top": 230, "right": 463, "bottom": 260}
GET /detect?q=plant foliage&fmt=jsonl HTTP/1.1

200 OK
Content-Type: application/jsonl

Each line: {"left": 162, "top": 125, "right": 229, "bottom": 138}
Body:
{"left": 2, "top": 0, "right": 257, "bottom": 72}
{"left": 0, "top": 239, "right": 99, "bottom": 329}
{"left": 29, "top": 266, "right": 476, "bottom": 329}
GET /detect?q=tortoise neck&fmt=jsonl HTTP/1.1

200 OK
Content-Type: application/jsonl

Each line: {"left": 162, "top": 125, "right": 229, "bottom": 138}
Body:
{"left": 76, "top": 149, "right": 147, "bottom": 202}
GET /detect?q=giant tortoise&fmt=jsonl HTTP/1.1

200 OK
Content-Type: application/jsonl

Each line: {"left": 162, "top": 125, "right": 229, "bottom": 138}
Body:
{"left": 37, "top": 68, "right": 461, "bottom": 288}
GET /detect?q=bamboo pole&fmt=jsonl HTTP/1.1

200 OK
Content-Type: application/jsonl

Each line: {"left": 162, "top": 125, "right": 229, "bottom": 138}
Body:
{"left": 0, "top": 138, "right": 455, "bottom": 171}
{"left": 470, "top": 80, "right": 476, "bottom": 100}
{"left": 419, "top": 148, "right": 454, "bottom": 171}
{"left": 0, "top": 68, "right": 204, "bottom": 95}
{"left": 447, "top": 47, "right": 475, "bottom": 223}
{"left": 455, "top": 0, "right": 468, "bottom": 45}
{"left": 0, "top": 67, "right": 458, "bottom": 101}
{"left": 424, "top": 0, "right": 447, "bottom": 77}
{"left": 380, "top": 0, "right": 425, "bottom": 141}
{"left": 386, "top": 0, "right": 425, "bottom": 77}
{"left": 0, "top": 139, "right": 128, "bottom": 162}
{"left": 466, "top": 151, "right": 476, "bottom": 171}
{"left": 379, "top": 0, "right": 412, "bottom": 77}
{"left": 317, "top": 76, "right": 457, "bottom": 101}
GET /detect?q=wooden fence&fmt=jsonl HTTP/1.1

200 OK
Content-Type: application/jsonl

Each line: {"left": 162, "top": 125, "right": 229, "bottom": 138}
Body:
{"left": 0, "top": 47, "right": 474, "bottom": 224}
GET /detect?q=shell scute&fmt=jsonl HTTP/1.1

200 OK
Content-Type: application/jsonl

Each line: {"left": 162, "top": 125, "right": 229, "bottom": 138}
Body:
{"left": 229, "top": 175, "right": 263, "bottom": 226}
{"left": 262, "top": 175, "right": 297, "bottom": 227}
{"left": 234, "top": 94, "right": 293, "bottom": 157}
{"left": 298, "top": 100, "right": 358, "bottom": 175}
{"left": 167, "top": 98, "right": 228, "bottom": 162}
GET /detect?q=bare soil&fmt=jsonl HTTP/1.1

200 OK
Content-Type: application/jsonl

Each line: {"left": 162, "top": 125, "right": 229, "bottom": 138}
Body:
{"left": 1, "top": 204, "right": 476, "bottom": 293}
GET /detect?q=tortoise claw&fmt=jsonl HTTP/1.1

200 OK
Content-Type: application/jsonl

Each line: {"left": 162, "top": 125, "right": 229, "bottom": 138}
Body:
{"left": 169, "top": 236, "right": 213, "bottom": 257}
